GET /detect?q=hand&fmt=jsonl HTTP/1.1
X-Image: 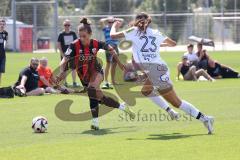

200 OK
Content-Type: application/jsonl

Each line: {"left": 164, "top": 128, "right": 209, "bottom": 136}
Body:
{"left": 113, "top": 21, "right": 122, "bottom": 29}
{"left": 16, "top": 85, "right": 25, "bottom": 89}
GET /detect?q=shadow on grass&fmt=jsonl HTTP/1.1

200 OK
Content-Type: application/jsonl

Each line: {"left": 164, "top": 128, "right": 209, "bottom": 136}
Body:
{"left": 126, "top": 132, "right": 208, "bottom": 141}
{"left": 64, "top": 126, "right": 137, "bottom": 136}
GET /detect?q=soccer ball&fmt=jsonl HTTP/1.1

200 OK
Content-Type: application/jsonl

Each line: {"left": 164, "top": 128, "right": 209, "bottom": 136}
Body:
{"left": 32, "top": 116, "right": 48, "bottom": 133}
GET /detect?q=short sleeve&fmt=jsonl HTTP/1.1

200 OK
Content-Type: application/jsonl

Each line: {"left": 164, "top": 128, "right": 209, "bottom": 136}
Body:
{"left": 73, "top": 32, "right": 77, "bottom": 40}
{"left": 22, "top": 68, "right": 31, "bottom": 77}
{"left": 123, "top": 27, "right": 136, "bottom": 41}
{"left": 57, "top": 33, "right": 62, "bottom": 42}
{"left": 157, "top": 31, "right": 167, "bottom": 44}
{"left": 64, "top": 43, "right": 75, "bottom": 58}
{"left": 98, "top": 41, "right": 109, "bottom": 50}
{"left": 5, "top": 31, "right": 8, "bottom": 41}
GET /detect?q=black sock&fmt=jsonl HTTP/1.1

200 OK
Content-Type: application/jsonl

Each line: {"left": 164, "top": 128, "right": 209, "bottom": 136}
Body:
{"left": 100, "top": 96, "right": 120, "bottom": 108}
{"left": 196, "top": 112, "right": 203, "bottom": 120}
{"left": 166, "top": 107, "right": 170, "bottom": 112}
{"left": 89, "top": 98, "right": 99, "bottom": 118}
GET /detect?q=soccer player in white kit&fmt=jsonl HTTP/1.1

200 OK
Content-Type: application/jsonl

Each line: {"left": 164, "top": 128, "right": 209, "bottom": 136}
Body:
{"left": 110, "top": 12, "right": 214, "bottom": 134}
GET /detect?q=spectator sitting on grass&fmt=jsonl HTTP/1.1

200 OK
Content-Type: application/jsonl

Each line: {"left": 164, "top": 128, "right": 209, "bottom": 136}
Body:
{"left": 14, "top": 58, "right": 45, "bottom": 96}
{"left": 177, "top": 55, "right": 214, "bottom": 81}
{"left": 183, "top": 44, "right": 199, "bottom": 66}
{"left": 37, "top": 57, "right": 74, "bottom": 94}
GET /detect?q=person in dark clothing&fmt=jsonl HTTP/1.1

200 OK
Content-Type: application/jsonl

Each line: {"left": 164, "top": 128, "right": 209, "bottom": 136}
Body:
{"left": 207, "top": 59, "right": 240, "bottom": 79}
{"left": 196, "top": 43, "right": 209, "bottom": 70}
{"left": 0, "top": 19, "right": 8, "bottom": 86}
{"left": 15, "top": 58, "right": 45, "bottom": 96}
{"left": 57, "top": 19, "right": 79, "bottom": 87}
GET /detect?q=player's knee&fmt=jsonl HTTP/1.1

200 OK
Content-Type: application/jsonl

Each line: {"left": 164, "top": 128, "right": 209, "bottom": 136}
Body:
{"left": 141, "top": 87, "right": 153, "bottom": 96}
{"left": 172, "top": 99, "right": 182, "bottom": 108}
{"left": 87, "top": 86, "right": 97, "bottom": 99}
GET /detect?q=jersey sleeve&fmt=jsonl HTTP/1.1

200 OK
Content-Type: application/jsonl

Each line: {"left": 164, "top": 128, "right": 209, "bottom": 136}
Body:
{"left": 57, "top": 33, "right": 62, "bottom": 42}
{"left": 5, "top": 31, "right": 8, "bottom": 41}
{"left": 157, "top": 31, "right": 167, "bottom": 44}
{"left": 64, "top": 43, "right": 75, "bottom": 58}
{"left": 22, "top": 68, "right": 31, "bottom": 77}
{"left": 98, "top": 41, "right": 109, "bottom": 50}
{"left": 123, "top": 27, "right": 136, "bottom": 41}
{"left": 73, "top": 32, "right": 77, "bottom": 40}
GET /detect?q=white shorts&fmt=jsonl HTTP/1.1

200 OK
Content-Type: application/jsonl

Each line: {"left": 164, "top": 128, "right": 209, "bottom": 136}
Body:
{"left": 141, "top": 63, "right": 173, "bottom": 94}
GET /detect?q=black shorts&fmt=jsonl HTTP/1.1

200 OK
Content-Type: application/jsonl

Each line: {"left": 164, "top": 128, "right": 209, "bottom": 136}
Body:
{"left": 61, "top": 56, "right": 76, "bottom": 70}
{"left": 79, "top": 68, "right": 104, "bottom": 86}
{"left": 105, "top": 44, "right": 119, "bottom": 63}
{"left": 0, "top": 57, "right": 6, "bottom": 73}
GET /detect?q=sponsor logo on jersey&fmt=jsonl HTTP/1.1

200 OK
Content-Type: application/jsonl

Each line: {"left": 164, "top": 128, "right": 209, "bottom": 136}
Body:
{"left": 92, "top": 48, "right": 97, "bottom": 54}
{"left": 65, "top": 48, "right": 72, "bottom": 56}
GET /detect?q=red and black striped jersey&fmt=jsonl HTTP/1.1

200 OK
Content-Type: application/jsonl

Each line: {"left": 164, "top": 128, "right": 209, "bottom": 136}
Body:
{"left": 64, "top": 39, "right": 109, "bottom": 82}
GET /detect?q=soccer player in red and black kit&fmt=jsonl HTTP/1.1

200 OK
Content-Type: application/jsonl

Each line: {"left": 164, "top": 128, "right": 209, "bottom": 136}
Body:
{"left": 0, "top": 19, "right": 8, "bottom": 86}
{"left": 57, "top": 17, "right": 135, "bottom": 130}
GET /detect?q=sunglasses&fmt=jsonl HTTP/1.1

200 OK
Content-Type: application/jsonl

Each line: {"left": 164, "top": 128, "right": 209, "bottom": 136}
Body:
{"left": 32, "top": 63, "right": 39, "bottom": 66}
{"left": 64, "top": 24, "right": 70, "bottom": 27}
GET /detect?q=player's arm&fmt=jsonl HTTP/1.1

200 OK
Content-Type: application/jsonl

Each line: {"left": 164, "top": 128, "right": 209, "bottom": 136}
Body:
{"left": 110, "top": 21, "right": 125, "bottom": 39}
{"left": 162, "top": 38, "right": 176, "bottom": 47}
{"left": 56, "top": 44, "right": 74, "bottom": 84}
{"left": 107, "top": 45, "right": 126, "bottom": 71}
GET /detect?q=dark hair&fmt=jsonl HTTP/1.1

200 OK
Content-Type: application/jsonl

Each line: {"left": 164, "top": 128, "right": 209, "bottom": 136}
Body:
{"left": 187, "top": 44, "right": 193, "bottom": 48}
{"left": 78, "top": 17, "right": 92, "bottom": 34}
{"left": 134, "top": 12, "right": 151, "bottom": 35}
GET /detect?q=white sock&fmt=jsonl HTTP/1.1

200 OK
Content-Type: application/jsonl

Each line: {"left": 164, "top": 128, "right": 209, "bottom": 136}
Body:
{"left": 179, "top": 100, "right": 207, "bottom": 122}
{"left": 92, "top": 118, "right": 99, "bottom": 125}
{"left": 148, "top": 92, "right": 169, "bottom": 111}
{"left": 118, "top": 103, "right": 125, "bottom": 111}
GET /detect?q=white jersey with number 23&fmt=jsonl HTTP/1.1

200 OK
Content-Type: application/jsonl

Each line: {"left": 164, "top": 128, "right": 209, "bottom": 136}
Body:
{"left": 123, "top": 27, "right": 167, "bottom": 65}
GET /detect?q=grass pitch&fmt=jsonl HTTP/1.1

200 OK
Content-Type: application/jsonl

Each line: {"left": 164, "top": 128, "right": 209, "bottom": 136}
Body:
{"left": 0, "top": 51, "right": 240, "bottom": 160}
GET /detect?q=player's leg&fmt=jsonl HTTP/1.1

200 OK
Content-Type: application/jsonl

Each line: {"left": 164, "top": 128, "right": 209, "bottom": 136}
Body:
{"left": 161, "top": 89, "right": 214, "bottom": 134}
{"left": 89, "top": 72, "right": 135, "bottom": 118}
{"left": 26, "top": 88, "right": 45, "bottom": 96}
{"left": 141, "top": 78, "right": 179, "bottom": 120}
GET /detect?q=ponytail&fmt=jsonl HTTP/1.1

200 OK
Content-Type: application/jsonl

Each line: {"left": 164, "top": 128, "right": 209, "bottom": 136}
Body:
{"left": 78, "top": 17, "right": 92, "bottom": 34}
